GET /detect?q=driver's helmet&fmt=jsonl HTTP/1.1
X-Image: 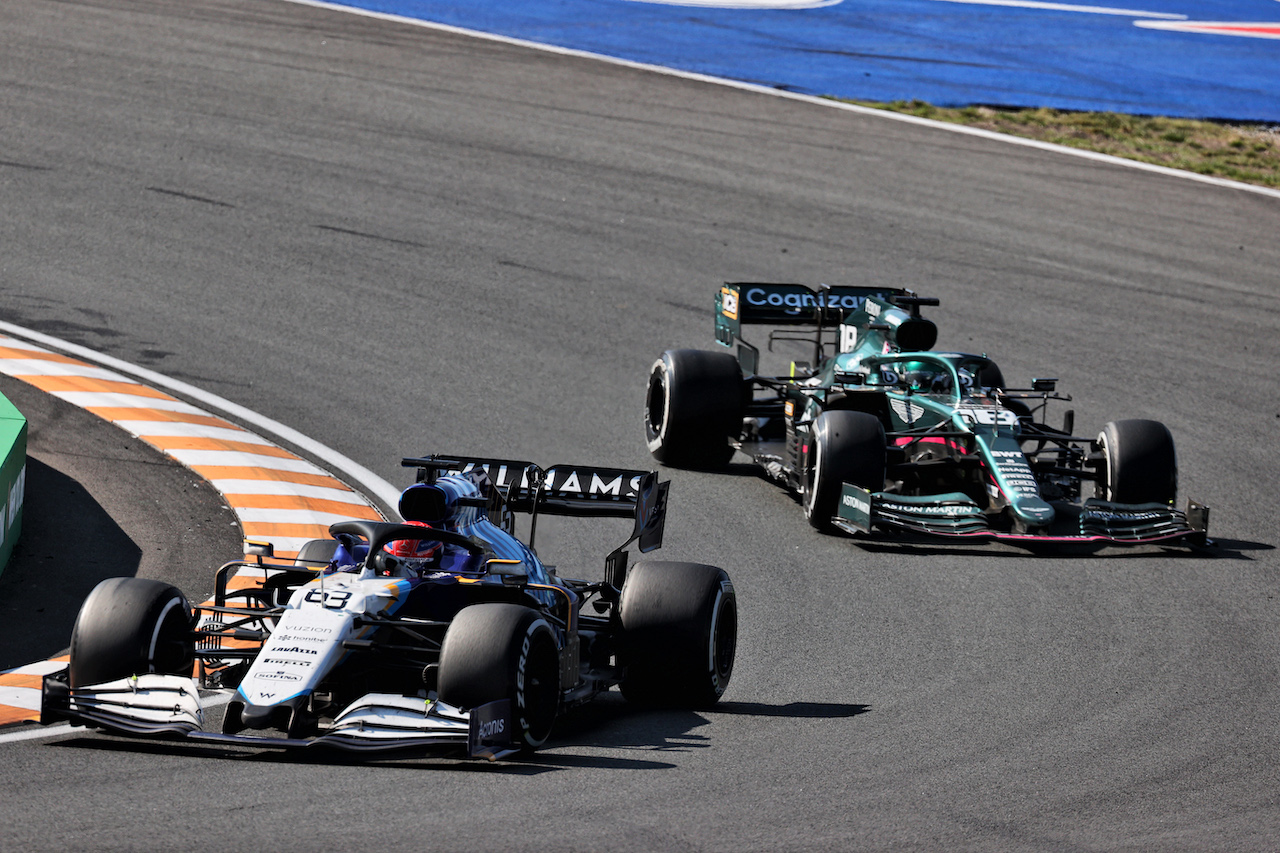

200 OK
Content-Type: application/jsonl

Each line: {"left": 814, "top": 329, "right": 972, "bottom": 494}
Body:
{"left": 385, "top": 519, "right": 441, "bottom": 560}
{"left": 899, "top": 360, "right": 941, "bottom": 391}
{"left": 929, "top": 368, "right": 976, "bottom": 396}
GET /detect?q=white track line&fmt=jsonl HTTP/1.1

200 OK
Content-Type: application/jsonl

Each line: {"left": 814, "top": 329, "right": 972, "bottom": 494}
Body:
{"left": 277, "top": 0, "right": 1280, "bottom": 202}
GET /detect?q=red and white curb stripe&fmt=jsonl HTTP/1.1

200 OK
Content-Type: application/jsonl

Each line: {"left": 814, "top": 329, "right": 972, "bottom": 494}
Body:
{"left": 0, "top": 329, "right": 395, "bottom": 727}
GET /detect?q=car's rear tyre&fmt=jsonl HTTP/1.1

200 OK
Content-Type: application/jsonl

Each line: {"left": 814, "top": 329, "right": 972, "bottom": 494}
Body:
{"left": 803, "top": 410, "right": 887, "bottom": 531}
{"left": 69, "top": 577, "right": 195, "bottom": 688}
{"left": 1096, "top": 419, "right": 1178, "bottom": 505}
{"left": 437, "top": 603, "right": 560, "bottom": 752}
{"left": 619, "top": 561, "right": 737, "bottom": 708}
{"left": 644, "top": 349, "right": 743, "bottom": 469}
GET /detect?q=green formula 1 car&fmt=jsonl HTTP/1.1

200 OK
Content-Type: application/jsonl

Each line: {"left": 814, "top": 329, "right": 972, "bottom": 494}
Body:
{"left": 643, "top": 282, "right": 1208, "bottom": 547}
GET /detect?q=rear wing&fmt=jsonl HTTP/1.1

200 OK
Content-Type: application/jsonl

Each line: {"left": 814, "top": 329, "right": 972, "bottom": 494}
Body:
{"left": 714, "top": 283, "right": 915, "bottom": 342}
{"left": 714, "top": 283, "right": 926, "bottom": 372}
{"left": 402, "top": 455, "right": 668, "bottom": 583}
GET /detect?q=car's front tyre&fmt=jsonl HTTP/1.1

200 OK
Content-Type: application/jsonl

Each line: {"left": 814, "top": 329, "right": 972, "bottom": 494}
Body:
{"left": 437, "top": 603, "right": 560, "bottom": 752}
{"left": 69, "top": 577, "right": 196, "bottom": 688}
{"left": 803, "top": 410, "right": 887, "bottom": 531}
{"left": 1096, "top": 419, "right": 1177, "bottom": 505}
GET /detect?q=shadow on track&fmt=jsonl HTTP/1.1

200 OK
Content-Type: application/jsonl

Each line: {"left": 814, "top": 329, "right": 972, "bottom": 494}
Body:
{"left": 0, "top": 457, "right": 139, "bottom": 670}
{"left": 42, "top": 690, "right": 789, "bottom": 773}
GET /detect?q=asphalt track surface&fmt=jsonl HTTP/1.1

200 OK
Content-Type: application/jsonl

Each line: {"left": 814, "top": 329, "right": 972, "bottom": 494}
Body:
{"left": 1, "top": 0, "right": 1279, "bottom": 849}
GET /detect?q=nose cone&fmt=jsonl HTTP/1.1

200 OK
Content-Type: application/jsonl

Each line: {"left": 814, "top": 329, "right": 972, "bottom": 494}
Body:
{"left": 1011, "top": 495, "right": 1056, "bottom": 531}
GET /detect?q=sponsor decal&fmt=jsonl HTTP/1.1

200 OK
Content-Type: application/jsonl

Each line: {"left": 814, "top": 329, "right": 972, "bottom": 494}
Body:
{"left": 1083, "top": 508, "right": 1167, "bottom": 522}
{"left": 880, "top": 501, "right": 973, "bottom": 516}
{"left": 743, "top": 287, "right": 866, "bottom": 314}
{"left": 839, "top": 324, "right": 858, "bottom": 353}
{"left": 468, "top": 699, "right": 513, "bottom": 756}
{"left": 957, "top": 406, "right": 1019, "bottom": 427}
{"left": 476, "top": 718, "right": 505, "bottom": 738}
{"left": 841, "top": 492, "right": 871, "bottom": 514}
{"left": 720, "top": 287, "right": 739, "bottom": 320}
{"left": 866, "top": 300, "right": 882, "bottom": 318}
{"left": 516, "top": 634, "right": 530, "bottom": 711}
{"left": 997, "top": 461, "right": 1041, "bottom": 496}
{"left": 268, "top": 646, "right": 318, "bottom": 656}
{"left": 459, "top": 463, "right": 642, "bottom": 500}
{"left": 253, "top": 671, "right": 302, "bottom": 683}
{"left": 260, "top": 657, "right": 313, "bottom": 666}
{"left": 785, "top": 400, "right": 795, "bottom": 417}
{"left": 269, "top": 634, "right": 328, "bottom": 644}
{"left": 558, "top": 469, "right": 639, "bottom": 498}
{"left": 890, "top": 399, "right": 924, "bottom": 424}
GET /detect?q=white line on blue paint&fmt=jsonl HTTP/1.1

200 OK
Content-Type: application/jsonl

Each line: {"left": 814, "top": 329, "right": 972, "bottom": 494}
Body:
{"left": 277, "top": 0, "right": 1280, "bottom": 202}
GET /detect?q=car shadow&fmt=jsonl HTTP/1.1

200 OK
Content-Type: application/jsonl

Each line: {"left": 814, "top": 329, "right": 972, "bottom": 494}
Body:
{"left": 703, "top": 700, "right": 870, "bottom": 718}
{"left": 0, "top": 457, "right": 141, "bottom": 670}
{"left": 519, "top": 694, "right": 869, "bottom": 770}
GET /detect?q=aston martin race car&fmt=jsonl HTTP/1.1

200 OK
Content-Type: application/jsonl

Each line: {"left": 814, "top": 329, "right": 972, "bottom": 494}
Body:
{"left": 42, "top": 456, "right": 737, "bottom": 759}
{"left": 643, "top": 282, "right": 1209, "bottom": 547}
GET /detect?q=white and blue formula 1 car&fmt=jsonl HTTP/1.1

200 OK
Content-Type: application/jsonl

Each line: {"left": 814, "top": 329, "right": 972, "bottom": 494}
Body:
{"left": 42, "top": 455, "right": 737, "bottom": 759}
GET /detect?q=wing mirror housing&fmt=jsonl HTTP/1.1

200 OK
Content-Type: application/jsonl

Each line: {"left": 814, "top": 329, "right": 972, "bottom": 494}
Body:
{"left": 487, "top": 558, "right": 528, "bottom": 584}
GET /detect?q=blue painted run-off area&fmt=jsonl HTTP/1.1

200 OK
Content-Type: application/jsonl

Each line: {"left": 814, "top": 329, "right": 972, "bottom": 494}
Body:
{"left": 331, "top": 0, "right": 1280, "bottom": 121}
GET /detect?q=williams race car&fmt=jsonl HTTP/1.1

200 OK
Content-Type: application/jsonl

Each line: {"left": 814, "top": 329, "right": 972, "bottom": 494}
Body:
{"left": 643, "top": 282, "right": 1208, "bottom": 547}
{"left": 42, "top": 456, "right": 737, "bottom": 759}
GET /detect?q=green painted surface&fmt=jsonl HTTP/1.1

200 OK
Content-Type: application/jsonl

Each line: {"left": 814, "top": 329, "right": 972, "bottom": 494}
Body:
{"left": 0, "top": 393, "right": 27, "bottom": 576}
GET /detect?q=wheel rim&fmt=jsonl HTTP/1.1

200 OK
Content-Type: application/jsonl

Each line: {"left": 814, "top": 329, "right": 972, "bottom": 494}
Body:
{"left": 645, "top": 370, "right": 667, "bottom": 442}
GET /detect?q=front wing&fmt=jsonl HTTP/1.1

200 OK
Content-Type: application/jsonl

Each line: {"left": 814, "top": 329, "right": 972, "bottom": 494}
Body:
{"left": 833, "top": 484, "right": 1210, "bottom": 547}
{"left": 41, "top": 671, "right": 517, "bottom": 760}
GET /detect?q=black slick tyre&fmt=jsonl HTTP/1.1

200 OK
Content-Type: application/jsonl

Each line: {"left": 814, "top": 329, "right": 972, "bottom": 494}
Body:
{"left": 1096, "top": 419, "right": 1178, "bottom": 505}
{"left": 68, "top": 577, "right": 195, "bottom": 688}
{"left": 619, "top": 561, "right": 737, "bottom": 708}
{"left": 437, "top": 603, "right": 560, "bottom": 752}
{"left": 803, "top": 410, "right": 886, "bottom": 531}
{"left": 644, "top": 349, "right": 743, "bottom": 469}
